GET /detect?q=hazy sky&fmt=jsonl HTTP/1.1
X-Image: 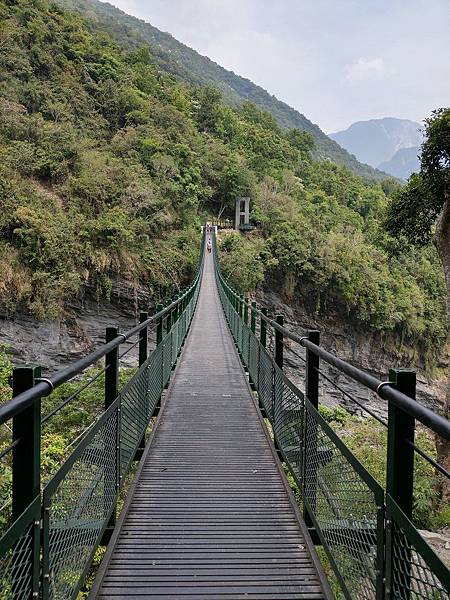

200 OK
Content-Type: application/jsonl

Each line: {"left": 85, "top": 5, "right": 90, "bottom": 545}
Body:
{"left": 103, "top": 0, "right": 450, "bottom": 132}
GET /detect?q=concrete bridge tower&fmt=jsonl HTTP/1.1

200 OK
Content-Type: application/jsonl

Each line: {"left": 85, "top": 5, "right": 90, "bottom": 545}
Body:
{"left": 234, "top": 197, "right": 250, "bottom": 230}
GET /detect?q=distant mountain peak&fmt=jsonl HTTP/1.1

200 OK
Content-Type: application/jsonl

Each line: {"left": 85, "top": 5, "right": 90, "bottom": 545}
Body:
{"left": 378, "top": 146, "right": 421, "bottom": 180}
{"left": 329, "top": 117, "right": 422, "bottom": 178}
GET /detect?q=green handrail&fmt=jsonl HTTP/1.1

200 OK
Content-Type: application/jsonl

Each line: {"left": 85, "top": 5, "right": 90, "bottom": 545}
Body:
{"left": 0, "top": 228, "right": 207, "bottom": 600}
{"left": 212, "top": 230, "right": 450, "bottom": 600}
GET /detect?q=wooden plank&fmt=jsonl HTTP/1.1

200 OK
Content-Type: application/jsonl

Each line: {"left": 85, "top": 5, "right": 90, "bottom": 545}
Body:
{"left": 91, "top": 251, "right": 331, "bottom": 600}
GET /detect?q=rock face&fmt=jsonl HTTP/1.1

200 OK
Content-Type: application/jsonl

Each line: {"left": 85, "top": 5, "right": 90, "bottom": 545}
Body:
{"left": 259, "top": 289, "right": 446, "bottom": 420}
{"left": 0, "top": 283, "right": 445, "bottom": 418}
{"left": 0, "top": 282, "right": 154, "bottom": 375}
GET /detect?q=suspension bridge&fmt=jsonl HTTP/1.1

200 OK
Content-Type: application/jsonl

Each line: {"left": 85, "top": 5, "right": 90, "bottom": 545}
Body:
{"left": 0, "top": 228, "right": 449, "bottom": 600}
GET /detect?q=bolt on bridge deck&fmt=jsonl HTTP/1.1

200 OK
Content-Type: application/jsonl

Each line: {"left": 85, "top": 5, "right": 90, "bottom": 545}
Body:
{"left": 90, "top": 250, "right": 331, "bottom": 600}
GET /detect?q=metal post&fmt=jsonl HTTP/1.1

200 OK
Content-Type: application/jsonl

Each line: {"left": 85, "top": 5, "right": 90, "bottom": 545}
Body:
{"left": 12, "top": 364, "right": 41, "bottom": 521}
{"left": 385, "top": 369, "right": 416, "bottom": 600}
{"left": 135, "top": 313, "right": 148, "bottom": 460}
{"left": 303, "top": 330, "right": 320, "bottom": 533}
{"left": 239, "top": 296, "right": 244, "bottom": 319}
{"left": 260, "top": 308, "right": 268, "bottom": 348}
{"left": 386, "top": 369, "right": 415, "bottom": 516}
{"left": 244, "top": 298, "right": 249, "bottom": 325}
{"left": 105, "top": 327, "right": 119, "bottom": 407}
{"left": 12, "top": 365, "right": 41, "bottom": 600}
{"left": 172, "top": 294, "right": 180, "bottom": 364}
{"left": 102, "top": 326, "right": 119, "bottom": 544}
{"left": 271, "top": 316, "right": 284, "bottom": 459}
{"left": 139, "top": 312, "right": 148, "bottom": 366}
{"left": 156, "top": 303, "right": 163, "bottom": 345}
{"left": 275, "top": 315, "right": 284, "bottom": 369}
{"left": 251, "top": 301, "right": 257, "bottom": 333}
{"left": 166, "top": 298, "right": 172, "bottom": 333}
{"left": 305, "top": 330, "right": 320, "bottom": 410}
{"left": 258, "top": 309, "right": 268, "bottom": 417}
{"left": 173, "top": 294, "right": 179, "bottom": 325}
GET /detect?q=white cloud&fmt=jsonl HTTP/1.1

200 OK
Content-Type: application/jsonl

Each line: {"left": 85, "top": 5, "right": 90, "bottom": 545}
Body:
{"left": 102, "top": 0, "right": 450, "bottom": 131}
{"left": 344, "top": 57, "right": 387, "bottom": 83}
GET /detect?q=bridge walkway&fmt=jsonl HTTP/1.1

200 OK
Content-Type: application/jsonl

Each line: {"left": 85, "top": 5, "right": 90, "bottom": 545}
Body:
{"left": 90, "top": 249, "right": 330, "bottom": 599}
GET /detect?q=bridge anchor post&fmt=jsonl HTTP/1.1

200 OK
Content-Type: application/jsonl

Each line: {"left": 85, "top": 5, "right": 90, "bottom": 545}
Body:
{"left": 11, "top": 364, "right": 41, "bottom": 599}
{"left": 134, "top": 312, "right": 148, "bottom": 461}
{"left": 101, "top": 326, "right": 119, "bottom": 545}
{"left": 385, "top": 368, "right": 415, "bottom": 600}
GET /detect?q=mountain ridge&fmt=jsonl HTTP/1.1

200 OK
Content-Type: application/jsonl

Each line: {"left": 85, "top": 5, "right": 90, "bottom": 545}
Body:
{"left": 56, "top": 0, "right": 390, "bottom": 181}
{"left": 329, "top": 117, "right": 422, "bottom": 175}
{"left": 378, "top": 145, "right": 421, "bottom": 180}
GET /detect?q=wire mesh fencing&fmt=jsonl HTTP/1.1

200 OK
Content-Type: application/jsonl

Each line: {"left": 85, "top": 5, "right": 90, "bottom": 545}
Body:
{"left": 120, "top": 363, "right": 149, "bottom": 477}
{"left": 386, "top": 496, "right": 450, "bottom": 600}
{"left": 273, "top": 366, "right": 304, "bottom": 477}
{"left": 39, "top": 288, "right": 200, "bottom": 600}
{"left": 0, "top": 497, "right": 39, "bottom": 600}
{"left": 303, "top": 399, "right": 384, "bottom": 600}
{"left": 43, "top": 402, "right": 119, "bottom": 600}
{"left": 214, "top": 249, "right": 449, "bottom": 600}
{"left": 258, "top": 346, "right": 274, "bottom": 421}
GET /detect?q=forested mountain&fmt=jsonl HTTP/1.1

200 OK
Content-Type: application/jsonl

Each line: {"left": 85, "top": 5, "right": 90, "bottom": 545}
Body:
{"left": 329, "top": 117, "right": 422, "bottom": 174}
{"left": 378, "top": 146, "right": 421, "bottom": 180}
{"left": 0, "top": 0, "right": 446, "bottom": 364}
{"left": 55, "top": 0, "right": 387, "bottom": 181}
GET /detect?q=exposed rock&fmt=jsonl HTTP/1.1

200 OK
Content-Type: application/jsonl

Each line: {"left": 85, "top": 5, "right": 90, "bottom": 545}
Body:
{"left": 419, "top": 529, "right": 450, "bottom": 567}
{"left": 258, "top": 289, "right": 446, "bottom": 419}
{"left": 0, "top": 279, "right": 155, "bottom": 375}
{"left": 0, "top": 279, "right": 446, "bottom": 417}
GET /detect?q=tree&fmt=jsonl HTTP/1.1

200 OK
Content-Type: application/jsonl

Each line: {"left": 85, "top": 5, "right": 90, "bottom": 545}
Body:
{"left": 285, "top": 128, "right": 315, "bottom": 159}
{"left": 194, "top": 86, "right": 223, "bottom": 134}
{"left": 385, "top": 108, "right": 450, "bottom": 504}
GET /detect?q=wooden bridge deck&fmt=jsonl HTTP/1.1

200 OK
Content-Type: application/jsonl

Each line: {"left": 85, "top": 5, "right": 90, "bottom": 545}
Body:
{"left": 91, "top": 250, "right": 330, "bottom": 600}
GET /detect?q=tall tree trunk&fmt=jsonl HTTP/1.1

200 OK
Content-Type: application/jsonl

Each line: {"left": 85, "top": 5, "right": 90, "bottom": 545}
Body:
{"left": 433, "top": 196, "right": 450, "bottom": 505}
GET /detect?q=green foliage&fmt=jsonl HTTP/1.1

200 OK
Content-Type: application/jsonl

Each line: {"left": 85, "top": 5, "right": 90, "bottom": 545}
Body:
{"left": 0, "top": 0, "right": 446, "bottom": 365}
{"left": 0, "top": 0, "right": 205, "bottom": 316}
{"left": 220, "top": 165, "right": 447, "bottom": 362}
{"left": 318, "top": 402, "right": 449, "bottom": 531}
{"left": 219, "top": 233, "right": 275, "bottom": 294}
{"left": 0, "top": 349, "right": 12, "bottom": 530}
{"left": 330, "top": 411, "right": 446, "bottom": 529}
{"left": 57, "top": 0, "right": 390, "bottom": 181}
{"left": 319, "top": 404, "right": 351, "bottom": 426}
{"left": 385, "top": 108, "right": 450, "bottom": 245}
{"left": 0, "top": 345, "right": 12, "bottom": 404}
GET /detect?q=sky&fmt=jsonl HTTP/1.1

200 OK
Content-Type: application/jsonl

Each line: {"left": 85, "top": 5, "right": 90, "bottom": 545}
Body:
{"left": 102, "top": 0, "right": 450, "bottom": 132}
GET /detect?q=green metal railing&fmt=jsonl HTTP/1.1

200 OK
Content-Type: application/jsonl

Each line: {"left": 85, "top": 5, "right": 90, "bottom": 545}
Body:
{"left": 213, "top": 233, "right": 450, "bottom": 600}
{"left": 0, "top": 232, "right": 205, "bottom": 600}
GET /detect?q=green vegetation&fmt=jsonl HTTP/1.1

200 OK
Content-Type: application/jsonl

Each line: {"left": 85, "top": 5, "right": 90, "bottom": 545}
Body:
{"left": 57, "top": 0, "right": 390, "bottom": 181}
{"left": 385, "top": 108, "right": 450, "bottom": 504}
{"left": 0, "top": 0, "right": 203, "bottom": 318}
{"left": 0, "top": 0, "right": 446, "bottom": 367}
{"left": 218, "top": 172, "right": 446, "bottom": 365}
{"left": 319, "top": 405, "right": 449, "bottom": 530}
{"left": 0, "top": 343, "right": 135, "bottom": 532}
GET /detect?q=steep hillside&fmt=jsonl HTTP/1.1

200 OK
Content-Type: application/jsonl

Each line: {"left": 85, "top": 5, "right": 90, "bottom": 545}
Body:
{"left": 56, "top": 0, "right": 388, "bottom": 181}
{"left": 0, "top": 0, "right": 446, "bottom": 364}
{"left": 329, "top": 117, "right": 422, "bottom": 169}
{"left": 378, "top": 146, "right": 421, "bottom": 180}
